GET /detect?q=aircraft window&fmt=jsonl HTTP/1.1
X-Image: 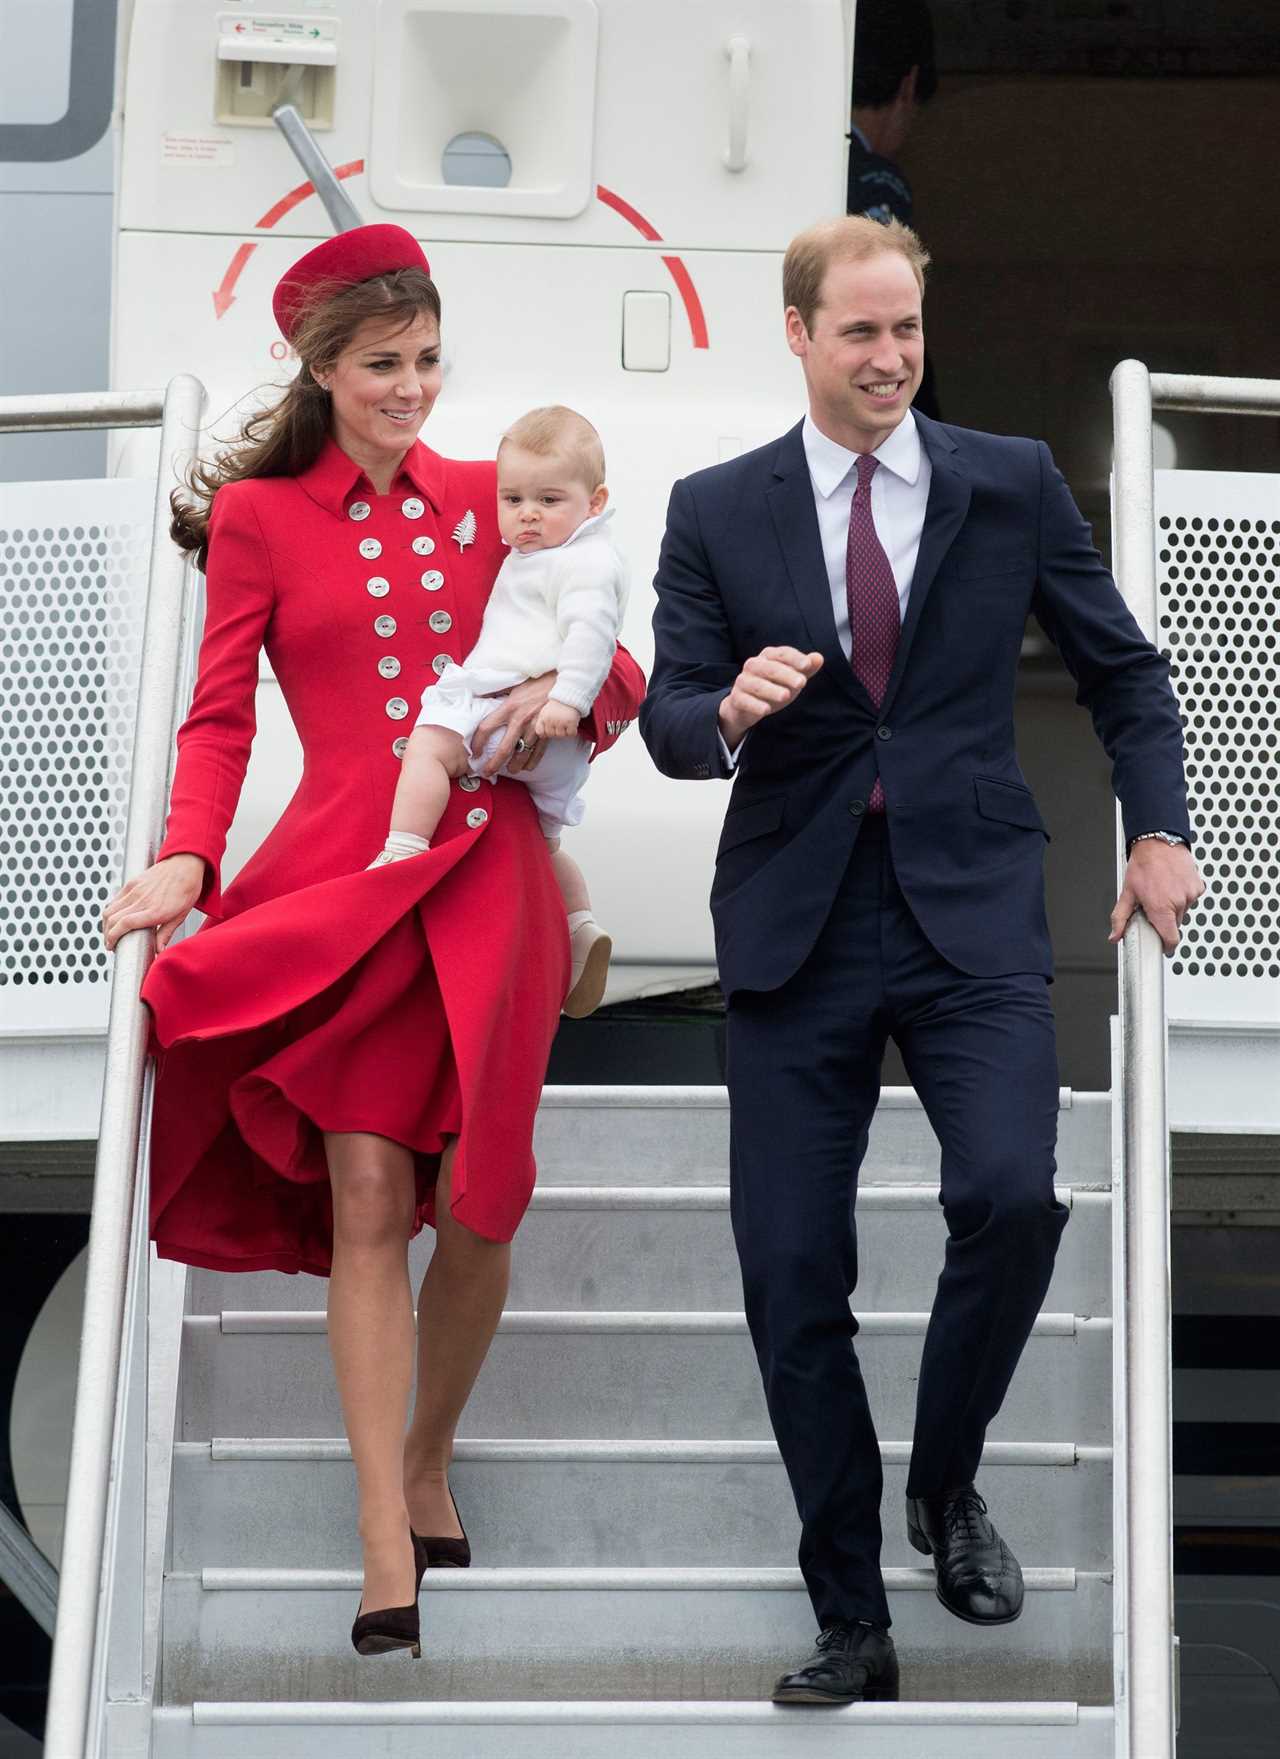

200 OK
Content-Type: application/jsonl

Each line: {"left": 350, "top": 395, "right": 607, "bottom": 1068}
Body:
{"left": 441, "top": 131, "right": 513, "bottom": 190}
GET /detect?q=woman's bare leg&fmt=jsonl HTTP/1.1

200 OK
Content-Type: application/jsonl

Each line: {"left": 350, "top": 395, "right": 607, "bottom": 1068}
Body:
{"left": 403, "top": 1141, "right": 511, "bottom": 1538}
{"left": 325, "top": 1129, "right": 418, "bottom": 1613}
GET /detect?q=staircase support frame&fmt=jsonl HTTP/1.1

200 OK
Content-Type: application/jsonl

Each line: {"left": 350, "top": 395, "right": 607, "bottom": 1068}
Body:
{"left": 0, "top": 378, "right": 210, "bottom": 1759}
{"left": 1108, "top": 363, "right": 1280, "bottom": 1758}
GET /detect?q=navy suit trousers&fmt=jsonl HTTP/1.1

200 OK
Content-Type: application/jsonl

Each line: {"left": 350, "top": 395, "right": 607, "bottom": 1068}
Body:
{"left": 726, "top": 817, "right": 1069, "bottom": 1630}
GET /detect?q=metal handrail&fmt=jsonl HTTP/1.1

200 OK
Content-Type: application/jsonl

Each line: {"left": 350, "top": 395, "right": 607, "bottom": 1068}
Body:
{"left": 272, "top": 104, "right": 363, "bottom": 232}
{"left": 0, "top": 1501, "right": 58, "bottom": 1637}
{"left": 0, "top": 392, "right": 166, "bottom": 434}
{"left": 9, "top": 378, "right": 208, "bottom": 1759}
{"left": 1108, "top": 362, "right": 1280, "bottom": 1757}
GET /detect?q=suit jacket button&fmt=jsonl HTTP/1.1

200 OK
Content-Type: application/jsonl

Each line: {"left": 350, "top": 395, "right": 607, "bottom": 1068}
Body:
{"left": 876, "top": 726, "right": 892, "bottom": 741}
{"left": 849, "top": 799, "right": 866, "bottom": 816}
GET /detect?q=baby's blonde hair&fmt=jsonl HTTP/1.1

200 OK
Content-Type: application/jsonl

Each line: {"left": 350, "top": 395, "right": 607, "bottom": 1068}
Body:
{"left": 499, "top": 405, "right": 606, "bottom": 492}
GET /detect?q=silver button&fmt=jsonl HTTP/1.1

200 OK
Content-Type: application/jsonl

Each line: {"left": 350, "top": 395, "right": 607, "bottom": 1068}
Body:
{"left": 359, "top": 537, "right": 383, "bottom": 560}
{"left": 428, "top": 609, "right": 453, "bottom": 634}
{"left": 392, "top": 736, "right": 409, "bottom": 759}
{"left": 432, "top": 653, "right": 453, "bottom": 675}
{"left": 466, "top": 807, "right": 489, "bottom": 829}
{"left": 348, "top": 501, "right": 372, "bottom": 521}
{"left": 366, "top": 576, "right": 390, "bottom": 598}
{"left": 421, "top": 570, "right": 445, "bottom": 591}
{"left": 374, "top": 615, "right": 397, "bottom": 637}
{"left": 412, "top": 536, "right": 436, "bottom": 557}
{"left": 458, "top": 775, "right": 481, "bottom": 793}
{"left": 401, "top": 496, "right": 425, "bottom": 519}
{"left": 378, "top": 656, "right": 401, "bottom": 679}
{"left": 386, "top": 697, "right": 409, "bottom": 720}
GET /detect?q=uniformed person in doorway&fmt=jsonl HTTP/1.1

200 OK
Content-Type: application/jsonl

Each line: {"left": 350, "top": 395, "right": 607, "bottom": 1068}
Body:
{"left": 848, "top": 0, "right": 942, "bottom": 419}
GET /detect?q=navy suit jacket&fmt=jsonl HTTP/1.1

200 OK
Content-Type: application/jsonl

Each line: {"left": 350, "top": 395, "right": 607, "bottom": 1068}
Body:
{"left": 639, "top": 413, "right": 1191, "bottom": 1000}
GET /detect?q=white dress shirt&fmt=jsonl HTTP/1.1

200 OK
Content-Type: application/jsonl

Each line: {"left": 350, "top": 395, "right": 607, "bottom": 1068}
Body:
{"left": 719, "top": 410, "right": 932, "bottom": 767}
{"left": 801, "top": 408, "right": 931, "bottom": 656}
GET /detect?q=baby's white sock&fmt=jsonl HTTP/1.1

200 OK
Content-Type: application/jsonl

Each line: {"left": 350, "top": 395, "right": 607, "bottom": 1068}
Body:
{"left": 566, "top": 909, "right": 596, "bottom": 934}
{"left": 367, "top": 831, "right": 430, "bottom": 869}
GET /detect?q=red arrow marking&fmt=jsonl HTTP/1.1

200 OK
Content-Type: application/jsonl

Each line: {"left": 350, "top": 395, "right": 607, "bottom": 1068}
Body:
{"left": 659, "top": 255, "right": 709, "bottom": 350}
{"left": 596, "top": 183, "right": 709, "bottom": 350}
{"left": 212, "top": 165, "right": 709, "bottom": 350}
{"left": 212, "top": 159, "right": 366, "bottom": 320}
{"left": 595, "top": 183, "right": 663, "bottom": 242}
{"left": 212, "top": 241, "right": 257, "bottom": 318}
{"left": 254, "top": 157, "right": 365, "bottom": 230}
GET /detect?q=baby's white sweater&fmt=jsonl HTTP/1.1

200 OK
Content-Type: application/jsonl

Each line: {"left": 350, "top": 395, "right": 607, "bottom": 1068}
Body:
{"left": 462, "top": 510, "right": 629, "bottom": 716}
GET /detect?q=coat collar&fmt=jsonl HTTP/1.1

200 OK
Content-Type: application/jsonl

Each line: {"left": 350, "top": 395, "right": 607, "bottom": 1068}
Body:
{"left": 879, "top": 412, "right": 970, "bottom": 714}
{"left": 296, "top": 436, "right": 447, "bottom": 518}
{"left": 766, "top": 420, "right": 871, "bottom": 713}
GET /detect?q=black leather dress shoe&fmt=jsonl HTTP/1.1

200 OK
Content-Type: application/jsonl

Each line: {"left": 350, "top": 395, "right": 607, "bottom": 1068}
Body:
{"left": 906, "top": 1483, "right": 1024, "bottom": 1625}
{"left": 771, "top": 1620, "right": 899, "bottom": 1705}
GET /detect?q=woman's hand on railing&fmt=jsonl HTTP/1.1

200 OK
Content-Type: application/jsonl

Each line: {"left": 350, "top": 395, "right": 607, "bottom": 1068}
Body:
{"left": 1109, "top": 839, "right": 1205, "bottom": 955}
{"left": 102, "top": 852, "right": 206, "bottom": 952}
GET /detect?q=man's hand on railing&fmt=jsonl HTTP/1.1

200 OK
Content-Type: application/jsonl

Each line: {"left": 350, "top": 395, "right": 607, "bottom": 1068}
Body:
{"left": 102, "top": 852, "right": 205, "bottom": 952}
{"left": 1109, "top": 840, "right": 1205, "bottom": 955}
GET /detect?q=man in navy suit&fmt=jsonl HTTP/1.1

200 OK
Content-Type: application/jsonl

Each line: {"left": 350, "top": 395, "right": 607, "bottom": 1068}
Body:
{"left": 639, "top": 215, "right": 1203, "bottom": 1704}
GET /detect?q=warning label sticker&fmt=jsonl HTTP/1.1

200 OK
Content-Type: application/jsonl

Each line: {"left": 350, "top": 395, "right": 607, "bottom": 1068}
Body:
{"left": 162, "top": 134, "right": 236, "bottom": 167}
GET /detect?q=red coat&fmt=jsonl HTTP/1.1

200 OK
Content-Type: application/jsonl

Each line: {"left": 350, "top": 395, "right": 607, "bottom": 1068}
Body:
{"left": 143, "top": 437, "right": 645, "bottom": 1275}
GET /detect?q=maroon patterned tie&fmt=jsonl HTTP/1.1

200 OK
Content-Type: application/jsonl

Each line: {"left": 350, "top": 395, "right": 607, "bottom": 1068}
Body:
{"left": 845, "top": 453, "right": 899, "bottom": 811}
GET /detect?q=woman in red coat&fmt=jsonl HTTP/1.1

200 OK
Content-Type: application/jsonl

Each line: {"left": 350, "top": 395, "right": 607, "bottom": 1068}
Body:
{"left": 101, "top": 225, "right": 645, "bottom": 1655}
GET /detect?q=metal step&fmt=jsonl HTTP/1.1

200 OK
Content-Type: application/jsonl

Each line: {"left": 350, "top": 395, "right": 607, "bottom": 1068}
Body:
{"left": 186, "top": 1186, "right": 1112, "bottom": 1318}
{"left": 529, "top": 1086, "right": 1111, "bottom": 1186}
{"left": 179, "top": 1311, "right": 1114, "bottom": 1444}
{"left": 151, "top": 1699, "right": 1116, "bottom": 1758}
{"left": 159, "top": 1568, "right": 1113, "bottom": 1705}
{"left": 170, "top": 1438, "right": 1114, "bottom": 1571}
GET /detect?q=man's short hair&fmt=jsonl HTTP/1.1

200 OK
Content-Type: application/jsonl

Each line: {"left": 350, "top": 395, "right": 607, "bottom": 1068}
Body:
{"left": 783, "top": 215, "right": 931, "bottom": 334}
{"left": 852, "top": 0, "right": 938, "bottom": 109}
{"left": 499, "top": 405, "right": 606, "bottom": 490}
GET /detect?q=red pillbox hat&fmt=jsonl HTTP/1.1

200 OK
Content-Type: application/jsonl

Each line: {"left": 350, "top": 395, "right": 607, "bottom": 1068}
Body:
{"left": 272, "top": 224, "right": 433, "bottom": 340}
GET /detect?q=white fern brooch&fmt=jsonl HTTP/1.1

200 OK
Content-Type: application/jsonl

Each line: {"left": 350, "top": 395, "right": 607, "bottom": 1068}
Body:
{"left": 452, "top": 509, "right": 477, "bottom": 552}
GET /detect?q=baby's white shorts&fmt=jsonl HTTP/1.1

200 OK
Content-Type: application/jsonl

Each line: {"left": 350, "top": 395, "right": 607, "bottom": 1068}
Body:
{"left": 416, "top": 663, "right": 591, "bottom": 839}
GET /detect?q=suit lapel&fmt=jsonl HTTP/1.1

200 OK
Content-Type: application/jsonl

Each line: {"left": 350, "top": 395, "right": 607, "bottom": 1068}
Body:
{"left": 880, "top": 414, "right": 971, "bottom": 713}
{"left": 764, "top": 422, "right": 870, "bottom": 711}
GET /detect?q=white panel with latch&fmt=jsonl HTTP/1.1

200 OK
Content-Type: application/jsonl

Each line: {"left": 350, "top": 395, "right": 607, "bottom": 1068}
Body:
{"left": 622, "top": 291, "right": 671, "bottom": 372}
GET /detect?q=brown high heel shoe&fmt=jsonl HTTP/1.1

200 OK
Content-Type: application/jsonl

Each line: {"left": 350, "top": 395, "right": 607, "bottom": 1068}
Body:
{"left": 413, "top": 1488, "right": 471, "bottom": 1569}
{"left": 350, "top": 1531, "right": 430, "bottom": 1656}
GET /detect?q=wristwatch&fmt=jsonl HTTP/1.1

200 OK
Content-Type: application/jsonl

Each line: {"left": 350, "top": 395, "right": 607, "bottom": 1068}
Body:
{"left": 1128, "top": 832, "right": 1188, "bottom": 851}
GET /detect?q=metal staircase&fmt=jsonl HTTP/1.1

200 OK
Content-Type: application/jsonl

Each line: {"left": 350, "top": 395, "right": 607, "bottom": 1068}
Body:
{"left": 41, "top": 362, "right": 1280, "bottom": 1755}
{"left": 148, "top": 1084, "right": 1118, "bottom": 1756}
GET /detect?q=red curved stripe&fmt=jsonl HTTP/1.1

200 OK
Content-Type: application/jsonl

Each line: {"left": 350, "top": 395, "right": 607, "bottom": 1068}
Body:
{"left": 596, "top": 183, "right": 709, "bottom": 350}
{"left": 255, "top": 159, "right": 366, "bottom": 231}
{"left": 595, "top": 183, "right": 663, "bottom": 242}
{"left": 660, "top": 254, "right": 709, "bottom": 351}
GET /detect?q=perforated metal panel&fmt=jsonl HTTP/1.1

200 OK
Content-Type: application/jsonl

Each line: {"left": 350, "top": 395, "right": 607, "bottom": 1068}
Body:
{"left": 1154, "top": 468, "right": 1280, "bottom": 1024}
{"left": 0, "top": 480, "right": 156, "bottom": 1031}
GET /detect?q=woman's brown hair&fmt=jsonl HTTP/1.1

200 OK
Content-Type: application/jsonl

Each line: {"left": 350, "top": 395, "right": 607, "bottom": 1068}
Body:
{"left": 170, "top": 267, "right": 441, "bottom": 569}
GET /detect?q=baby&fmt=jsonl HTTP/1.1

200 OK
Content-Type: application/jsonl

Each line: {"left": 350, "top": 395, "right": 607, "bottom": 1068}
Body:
{"left": 370, "top": 405, "right": 627, "bottom": 1019}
